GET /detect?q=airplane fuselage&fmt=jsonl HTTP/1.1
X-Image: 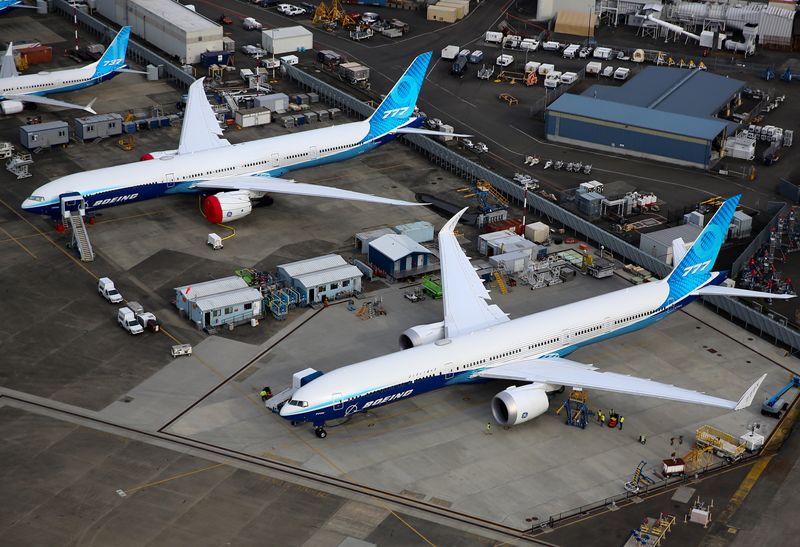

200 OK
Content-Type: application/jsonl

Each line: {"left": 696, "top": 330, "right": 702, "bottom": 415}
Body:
{"left": 22, "top": 118, "right": 417, "bottom": 216}
{"left": 0, "top": 64, "right": 120, "bottom": 100}
{"left": 280, "top": 274, "right": 721, "bottom": 427}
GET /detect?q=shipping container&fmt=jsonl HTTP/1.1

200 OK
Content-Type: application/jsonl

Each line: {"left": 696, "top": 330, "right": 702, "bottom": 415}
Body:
{"left": 200, "top": 50, "right": 233, "bottom": 67}
{"left": 427, "top": 5, "right": 458, "bottom": 23}
{"left": 524, "top": 221, "right": 549, "bottom": 244}
{"left": 254, "top": 92, "right": 290, "bottom": 112}
{"left": 262, "top": 26, "right": 313, "bottom": 54}
{"left": 235, "top": 107, "right": 271, "bottom": 128}
{"left": 20, "top": 45, "right": 52, "bottom": 65}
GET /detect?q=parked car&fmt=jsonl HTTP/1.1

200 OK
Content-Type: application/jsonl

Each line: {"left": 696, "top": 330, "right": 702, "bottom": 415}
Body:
{"left": 277, "top": 4, "right": 294, "bottom": 14}
{"left": 219, "top": 13, "right": 233, "bottom": 25}
{"left": 361, "top": 12, "right": 379, "bottom": 24}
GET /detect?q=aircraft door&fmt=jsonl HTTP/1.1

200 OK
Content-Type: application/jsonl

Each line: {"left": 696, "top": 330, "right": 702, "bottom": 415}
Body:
{"left": 165, "top": 172, "right": 175, "bottom": 188}
{"left": 310, "top": 146, "right": 318, "bottom": 159}
{"left": 444, "top": 362, "right": 454, "bottom": 379}
{"left": 271, "top": 153, "right": 280, "bottom": 167}
{"left": 333, "top": 392, "right": 343, "bottom": 411}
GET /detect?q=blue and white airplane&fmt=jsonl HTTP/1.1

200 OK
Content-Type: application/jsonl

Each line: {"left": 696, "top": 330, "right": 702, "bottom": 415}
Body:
{"left": 1, "top": 26, "right": 134, "bottom": 115}
{"left": 280, "top": 195, "right": 791, "bottom": 438}
{"left": 22, "top": 51, "right": 462, "bottom": 223}
{"left": 0, "top": 0, "right": 36, "bottom": 15}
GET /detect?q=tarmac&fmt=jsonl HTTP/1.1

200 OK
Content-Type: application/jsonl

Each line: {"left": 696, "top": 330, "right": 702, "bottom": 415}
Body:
{"left": 2, "top": 5, "right": 800, "bottom": 547}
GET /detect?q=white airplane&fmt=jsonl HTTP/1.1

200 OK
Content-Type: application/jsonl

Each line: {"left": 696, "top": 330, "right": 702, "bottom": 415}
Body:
{"left": 22, "top": 51, "right": 465, "bottom": 223}
{"left": 1, "top": 26, "right": 136, "bottom": 115}
{"left": 280, "top": 194, "right": 792, "bottom": 438}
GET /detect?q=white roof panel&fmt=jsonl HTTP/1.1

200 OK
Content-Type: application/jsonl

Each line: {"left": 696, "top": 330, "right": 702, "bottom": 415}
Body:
{"left": 294, "top": 265, "right": 363, "bottom": 288}
{"left": 279, "top": 254, "right": 347, "bottom": 278}
{"left": 131, "top": 0, "right": 221, "bottom": 33}
{"left": 263, "top": 26, "right": 313, "bottom": 40}
{"left": 194, "top": 287, "right": 262, "bottom": 312}
{"left": 175, "top": 276, "right": 248, "bottom": 299}
{"left": 370, "top": 234, "right": 433, "bottom": 262}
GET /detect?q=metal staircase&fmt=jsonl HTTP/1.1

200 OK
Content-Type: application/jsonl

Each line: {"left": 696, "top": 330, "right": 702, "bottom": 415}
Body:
{"left": 67, "top": 211, "right": 95, "bottom": 262}
{"left": 493, "top": 271, "right": 508, "bottom": 295}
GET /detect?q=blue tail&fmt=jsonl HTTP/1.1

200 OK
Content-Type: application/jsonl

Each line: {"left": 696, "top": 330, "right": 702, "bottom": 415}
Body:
{"left": 665, "top": 194, "right": 741, "bottom": 302}
{"left": 362, "top": 51, "right": 431, "bottom": 141}
{"left": 91, "top": 26, "right": 131, "bottom": 78}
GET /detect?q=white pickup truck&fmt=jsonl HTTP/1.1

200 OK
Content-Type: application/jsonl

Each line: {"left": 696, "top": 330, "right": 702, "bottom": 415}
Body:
{"left": 98, "top": 277, "right": 123, "bottom": 304}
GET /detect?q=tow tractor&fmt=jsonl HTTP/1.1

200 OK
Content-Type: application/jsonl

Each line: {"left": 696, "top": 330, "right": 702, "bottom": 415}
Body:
{"left": 761, "top": 375, "right": 800, "bottom": 418}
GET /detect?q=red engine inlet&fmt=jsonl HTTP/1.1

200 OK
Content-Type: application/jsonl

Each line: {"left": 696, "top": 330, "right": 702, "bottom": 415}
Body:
{"left": 203, "top": 196, "right": 223, "bottom": 224}
{"left": 139, "top": 153, "right": 154, "bottom": 161}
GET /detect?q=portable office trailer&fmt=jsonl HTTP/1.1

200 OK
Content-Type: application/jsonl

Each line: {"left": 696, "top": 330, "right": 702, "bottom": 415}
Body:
{"left": 73, "top": 113, "right": 123, "bottom": 141}
{"left": 254, "top": 92, "right": 290, "bottom": 112}
{"left": 174, "top": 276, "right": 249, "bottom": 317}
{"left": 261, "top": 26, "right": 313, "bottom": 54}
{"left": 235, "top": 108, "right": 271, "bottom": 128}
{"left": 97, "top": 0, "right": 223, "bottom": 64}
{"left": 19, "top": 121, "right": 69, "bottom": 149}
{"left": 427, "top": 5, "right": 458, "bottom": 23}
{"left": 191, "top": 287, "right": 263, "bottom": 329}
{"left": 293, "top": 265, "right": 362, "bottom": 304}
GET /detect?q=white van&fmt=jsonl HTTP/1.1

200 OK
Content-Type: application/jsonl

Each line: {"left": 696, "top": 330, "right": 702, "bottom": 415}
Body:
{"left": 485, "top": 31, "right": 502, "bottom": 44}
{"left": 563, "top": 44, "right": 580, "bottom": 58}
{"left": 544, "top": 71, "right": 562, "bottom": 88}
{"left": 98, "top": 277, "right": 123, "bottom": 304}
{"left": 118, "top": 307, "right": 144, "bottom": 335}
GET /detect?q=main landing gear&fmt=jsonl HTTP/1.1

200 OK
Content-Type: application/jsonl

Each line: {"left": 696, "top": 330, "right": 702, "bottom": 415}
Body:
{"left": 315, "top": 427, "right": 327, "bottom": 439}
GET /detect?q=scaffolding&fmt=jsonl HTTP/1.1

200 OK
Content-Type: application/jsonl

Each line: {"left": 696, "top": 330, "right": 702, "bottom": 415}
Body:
{"left": 519, "top": 256, "right": 568, "bottom": 289}
{"left": 5, "top": 151, "right": 33, "bottom": 179}
{"left": 625, "top": 513, "right": 676, "bottom": 547}
{"left": 555, "top": 389, "right": 589, "bottom": 428}
{"left": 267, "top": 287, "right": 305, "bottom": 321}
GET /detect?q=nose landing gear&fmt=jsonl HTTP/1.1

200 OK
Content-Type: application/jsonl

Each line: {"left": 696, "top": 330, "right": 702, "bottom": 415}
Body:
{"left": 315, "top": 427, "right": 327, "bottom": 439}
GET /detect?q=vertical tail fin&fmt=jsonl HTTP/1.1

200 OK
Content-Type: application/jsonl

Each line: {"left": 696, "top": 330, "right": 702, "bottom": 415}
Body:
{"left": 363, "top": 51, "right": 432, "bottom": 141}
{"left": 91, "top": 26, "right": 131, "bottom": 77}
{"left": 665, "top": 194, "right": 740, "bottom": 301}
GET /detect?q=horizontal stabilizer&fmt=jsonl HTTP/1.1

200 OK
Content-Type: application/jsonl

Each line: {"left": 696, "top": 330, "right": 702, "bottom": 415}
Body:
{"left": 392, "top": 127, "right": 472, "bottom": 138}
{"left": 695, "top": 285, "right": 796, "bottom": 300}
{"left": 195, "top": 177, "right": 425, "bottom": 207}
{"left": 115, "top": 68, "right": 148, "bottom": 75}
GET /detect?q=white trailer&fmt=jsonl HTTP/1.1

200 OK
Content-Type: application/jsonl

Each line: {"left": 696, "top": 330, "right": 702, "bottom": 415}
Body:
{"left": 441, "top": 45, "right": 460, "bottom": 60}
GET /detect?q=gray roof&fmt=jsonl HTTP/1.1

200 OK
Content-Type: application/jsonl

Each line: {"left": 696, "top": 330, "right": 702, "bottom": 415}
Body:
{"left": 640, "top": 224, "right": 702, "bottom": 246}
{"left": 278, "top": 254, "right": 347, "bottom": 278}
{"left": 294, "top": 265, "right": 362, "bottom": 289}
{"left": 548, "top": 94, "right": 728, "bottom": 140}
{"left": 583, "top": 67, "right": 744, "bottom": 118}
{"left": 370, "top": 234, "right": 432, "bottom": 262}
{"left": 20, "top": 121, "right": 68, "bottom": 132}
{"left": 194, "top": 287, "right": 262, "bottom": 312}
{"left": 175, "top": 276, "right": 248, "bottom": 299}
{"left": 263, "top": 26, "right": 313, "bottom": 39}
{"left": 131, "top": 0, "right": 221, "bottom": 32}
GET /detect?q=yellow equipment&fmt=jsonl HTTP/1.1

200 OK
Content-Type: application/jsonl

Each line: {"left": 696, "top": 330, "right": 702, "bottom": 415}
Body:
{"left": 498, "top": 93, "right": 518, "bottom": 106}
{"left": 117, "top": 135, "right": 135, "bottom": 151}
{"left": 312, "top": 1, "right": 329, "bottom": 25}
{"left": 493, "top": 271, "right": 508, "bottom": 295}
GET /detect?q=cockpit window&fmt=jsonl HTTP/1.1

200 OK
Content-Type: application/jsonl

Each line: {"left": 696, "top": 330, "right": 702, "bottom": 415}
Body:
{"left": 27, "top": 195, "right": 45, "bottom": 202}
{"left": 288, "top": 400, "right": 309, "bottom": 408}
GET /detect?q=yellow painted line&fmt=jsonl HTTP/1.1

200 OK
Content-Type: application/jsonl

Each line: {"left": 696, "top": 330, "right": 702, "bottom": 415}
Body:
{"left": 0, "top": 225, "right": 36, "bottom": 259}
{"left": 123, "top": 462, "right": 226, "bottom": 495}
{"left": 717, "top": 456, "right": 773, "bottom": 523}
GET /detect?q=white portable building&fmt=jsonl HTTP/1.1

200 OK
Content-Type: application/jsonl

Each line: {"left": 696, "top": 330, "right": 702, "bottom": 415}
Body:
{"left": 262, "top": 26, "right": 313, "bottom": 55}
{"left": 96, "top": 0, "right": 223, "bottom": 64}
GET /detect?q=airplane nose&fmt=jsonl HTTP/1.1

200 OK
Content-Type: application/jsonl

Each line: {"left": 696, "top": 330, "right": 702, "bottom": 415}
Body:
{"left": 21, "top": 199, "right": 33, "bottom": 210}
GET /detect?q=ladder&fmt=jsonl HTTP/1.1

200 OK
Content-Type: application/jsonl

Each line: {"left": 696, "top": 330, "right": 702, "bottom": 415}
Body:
{"left": 493, "top": 271, "right": 508, "bottom": 295}
{"left": 67, "top": 211, "right": 95, "bottom": 262}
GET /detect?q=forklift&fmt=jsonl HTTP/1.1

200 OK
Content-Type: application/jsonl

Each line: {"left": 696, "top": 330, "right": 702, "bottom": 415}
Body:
{"left": 761, "top": 375, "right": 800, "bottom": 418}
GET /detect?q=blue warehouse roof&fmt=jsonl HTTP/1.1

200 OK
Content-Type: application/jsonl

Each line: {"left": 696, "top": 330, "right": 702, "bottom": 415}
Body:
{"left": 583, "top": 67, "right": 743, "bottom": 118}
{"left": 548, "top": 93, "right": 729, "bottom": 140}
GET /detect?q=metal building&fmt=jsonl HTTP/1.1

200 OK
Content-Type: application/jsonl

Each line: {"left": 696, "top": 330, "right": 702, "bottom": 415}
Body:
{"left": 394, "top": 221, "right": 434, "bottom": 243}
{"left": 261, "top": 26, "right": 313, "bottom": 55}
{"left": 74, "top": 113, "right": 123, "bottom": 141}
{"left": 639, "top": 224, "right": 702, "bottom": 265}
{"left": 191, "top": 287, "right": 263, "bottom": 329}
{"left": 368, "top": 234, "right": 434, "bottom": 278}
{"left": 545, "top": 67, "right": 745, "bottom": 168}
{"left": 19, "top": 121, "right": 69, "bottom": 149}
{"left": 174, "top": 276, "right": 248, "bottom": 316}
{"left": 277, "top": 254, "right": 362, "bottom": 303}
{"left": 96, "top": 0, "right": 224, "bottom": 63}
{"left": 355, "top": 227, "right": 395, "bottom": 254}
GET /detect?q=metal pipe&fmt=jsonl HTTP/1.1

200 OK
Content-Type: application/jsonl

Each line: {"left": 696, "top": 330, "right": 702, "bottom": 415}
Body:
{"left": 645, "top": 13, "right": 701, "bottom": 42}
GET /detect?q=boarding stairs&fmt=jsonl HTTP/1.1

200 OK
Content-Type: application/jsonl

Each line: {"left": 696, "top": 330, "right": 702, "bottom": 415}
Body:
{"left": 493, "top": 271, "right": 508, "bottom": 295}
{"left": 5, "top": 151, "right": 33, "bottom": 179}
{"left": 67, "top": 211, "right": 95, "bottom": 262}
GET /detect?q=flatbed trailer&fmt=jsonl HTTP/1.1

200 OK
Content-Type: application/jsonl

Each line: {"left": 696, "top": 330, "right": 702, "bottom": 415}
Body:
{"left": 696, "top": 425, "right": 747, "bottom": 461}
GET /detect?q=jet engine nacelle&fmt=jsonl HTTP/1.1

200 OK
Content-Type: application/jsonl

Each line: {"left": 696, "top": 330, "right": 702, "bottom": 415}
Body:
{"left": 202, "top": 191, "right": 253, "bottom": 223}
{"left": 139, "top": 149, "right": 177, "bottom": 161}
{"left": 491, "top": 384, "right": 549, "bottom": 426}
{"left": 399, "top": 321, "right": 445, "bottom": 349}
{"left": 0, "top": 100, "right": 24, "bottom": 115}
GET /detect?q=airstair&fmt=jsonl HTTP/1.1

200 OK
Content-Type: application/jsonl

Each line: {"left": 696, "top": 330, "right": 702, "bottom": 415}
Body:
{"left": 61, "top": 193, "right": 94, "bottom": 262}
{"left": 5, "top": 150, "right": 33, "bottom": 179}
{"left": 493, "top": 271, "right": 508, "bottom": 295}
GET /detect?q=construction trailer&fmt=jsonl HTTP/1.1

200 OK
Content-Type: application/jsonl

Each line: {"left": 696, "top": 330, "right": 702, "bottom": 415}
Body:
{"left": 96, "top": 0, "right": 224, "bottom": 64}
{"left": 368, "top": 234, "right": 434, "bottom": 278}
{"left": 74, "top": 113, "right": 123, "bottom": 141}
{"left": 278, "top": 254, "right": 362, "bottom": 304}
{"left": 174, "top": 276, "right": 249, "bottom": 317}
{"left": 19, "top": 121, "right": 69, "bottom": 149}
{"left": 262, "top": 26, "right": 313, "bottom": 55}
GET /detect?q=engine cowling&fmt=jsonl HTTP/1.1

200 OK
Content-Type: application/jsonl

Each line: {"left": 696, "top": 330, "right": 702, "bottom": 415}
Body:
{"left": 491, "top": 384, "right": 549, "bottom": 426}
{"left": 0, "top": 100, "right": 24, "bottom": 115}
{"left": 202, "top": 191, "right": 253, "bottom": 223}
{"left": 399, "top": 321, "right": 445, "bottom": 349}
{"left": 139, "top": 149, "right": 177, "bottom": 161}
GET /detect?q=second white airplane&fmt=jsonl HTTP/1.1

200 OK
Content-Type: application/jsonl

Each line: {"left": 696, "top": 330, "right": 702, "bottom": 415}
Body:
{"left": 279, "top": 195, "right": 791, "bottom": 438}
{"left": 23, "top": 51, "right": 462, "bottom": 223}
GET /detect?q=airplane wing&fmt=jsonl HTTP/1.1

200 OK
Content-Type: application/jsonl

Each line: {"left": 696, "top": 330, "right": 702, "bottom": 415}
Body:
{"left": 3, "top": 94, "right": 96, "bottom": 114}
{"left": 1, "top": 42, "right": 19, "bottom": 79}
{"left": 177, "top": 77, "right": 230, "bottom": 155}
{"left": 194, "top": 176, "right": 424, "bottom": 207}
{"left": 477, "top": 357, "right": 766, "bottom": 411}
{"left": 439, "top": 208, "right": 509, "bottom": 339}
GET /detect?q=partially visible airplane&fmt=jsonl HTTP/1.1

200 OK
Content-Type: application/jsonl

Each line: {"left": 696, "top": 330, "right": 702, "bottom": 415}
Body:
{"left": 0, "top": 0, "right": 36, "bottom": 15}
{"left": 280, "top": 195, "right": 791, "bottom": 438}
{"left": 1, "top": 26, "right": 136, "bottom": 115}
{"left": 22, "top": 51, "right": 465, "bottom": 223}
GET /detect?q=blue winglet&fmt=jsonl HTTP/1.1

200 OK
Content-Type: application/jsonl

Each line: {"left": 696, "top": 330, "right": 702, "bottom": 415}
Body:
{"left": 666, "top": 194, "right": 741, "bottom": 302}
{"left": 92, "top": 26, "right": 131, "bottom": 78}
{"left": 362, "top": 51, "right": 432, "bottom": 141}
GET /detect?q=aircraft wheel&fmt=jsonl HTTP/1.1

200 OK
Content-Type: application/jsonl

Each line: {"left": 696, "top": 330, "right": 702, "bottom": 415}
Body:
{"left": 315, "top": 427, "right": 327, "bottom": 439}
